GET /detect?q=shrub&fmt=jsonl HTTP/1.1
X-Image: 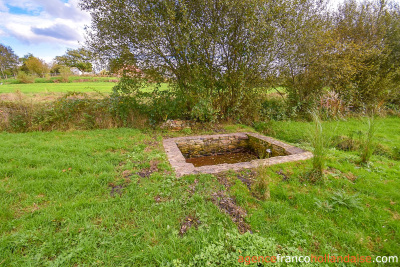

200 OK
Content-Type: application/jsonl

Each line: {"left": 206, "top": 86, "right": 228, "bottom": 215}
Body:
{"left": 0, "top": 92, "right": 149, "bottom": 132}
{"left": 0, "top": 101, "right": 35, "bottom": 132}
{"left": 260, "top": 97, "right": 287, "bottom": 121}
{"left": 59, "top": 66, "right": 72, "bottom": 83}
{"left": 16, "top": 71, "right": 34, "bottom": 84}
{"left": 190, "top": 98, "right": 219, "bottom": 122}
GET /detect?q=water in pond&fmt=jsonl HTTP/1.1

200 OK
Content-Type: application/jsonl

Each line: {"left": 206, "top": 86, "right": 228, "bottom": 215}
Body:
{"left": 186, "top": 151, "right": 259, "bottom": 167}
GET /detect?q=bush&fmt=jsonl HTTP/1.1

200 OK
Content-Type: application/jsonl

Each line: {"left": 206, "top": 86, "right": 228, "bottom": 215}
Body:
{"left": 260, "top": 97, "right": 287, "bottom": 121}
{"left": 59, "top": 66, "right": 72, "bottom": 83}
{"left": 0, "top": 92, "right": 149, "bottom": 132}
{"left": 16, "top": 71, "right": 34, "bottom": 84}
{"left": 190, "top": 98, "right": 219, "bottom": 122}
{"left": 0, "top": 101, "right": 35, "bottom": 132}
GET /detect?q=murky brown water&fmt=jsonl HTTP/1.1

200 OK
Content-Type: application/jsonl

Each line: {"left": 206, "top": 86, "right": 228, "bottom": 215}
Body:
{"left": 186, "top": 152, "right": 259, "bottom": 167}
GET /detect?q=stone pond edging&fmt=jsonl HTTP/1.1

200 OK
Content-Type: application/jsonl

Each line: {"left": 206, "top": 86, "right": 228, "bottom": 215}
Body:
{"left": 163, "top": 132, "right": 313, "bottom": 177}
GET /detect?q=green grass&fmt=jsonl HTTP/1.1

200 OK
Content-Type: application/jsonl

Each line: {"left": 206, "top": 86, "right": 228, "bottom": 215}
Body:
{"left": 0, "top": 81, "right": 170, "bottom": 94}
{"left": 0, "top": 82, "right": 118, "bottom": 94}
{"left": 242, "top": 117, "right": 400, "bottom": 256}
{"left": 1, "top": 76, "right": 118, "bottom": 84}
{"left": 1, "top": 117, "right": 399, "bottom": 265}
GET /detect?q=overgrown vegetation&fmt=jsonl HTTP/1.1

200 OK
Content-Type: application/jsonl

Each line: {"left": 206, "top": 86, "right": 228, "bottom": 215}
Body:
{"left": 79, "top": 0, "right": 400, "bottom": 122}
{"left": 0, "top": 93, "right": 149, "bottom": 132}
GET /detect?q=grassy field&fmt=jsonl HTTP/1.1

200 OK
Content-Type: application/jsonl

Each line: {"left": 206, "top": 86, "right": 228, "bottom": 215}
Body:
{"left": 0, "top": 118, "right": 399, "bottom": 265}
{"left": 0, "top": 82, "right": 118, "bottom": 94}
{"left": 0, "top": 76, "right": 170, "bottom": 96}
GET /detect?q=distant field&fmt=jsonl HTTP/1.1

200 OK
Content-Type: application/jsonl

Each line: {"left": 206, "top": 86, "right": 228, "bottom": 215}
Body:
{"left": 0, "top": 81, "right": 170, "bottom": 96}
{"left": 0, "top": 82, "right": 118, "bottom": 94}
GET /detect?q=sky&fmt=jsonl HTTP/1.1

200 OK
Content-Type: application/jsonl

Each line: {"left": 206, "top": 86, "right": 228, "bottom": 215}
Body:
{"left": 0, "top": 0, "right": 91, "bottom": 63}
{"left": 0, "top": 0, "right": 398, "bottom": 63}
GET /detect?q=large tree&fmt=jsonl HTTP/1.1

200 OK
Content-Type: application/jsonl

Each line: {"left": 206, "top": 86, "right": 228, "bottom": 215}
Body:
{"left": 0, "top": 44, "right": 19, "bottom": 78}
{"left": 81, "top": 0, "right": 290, "bottom": 118}
{"left": 323, "top": 0, "right": 400, "bottom": 110}
{"left": 55, "top": 48, "right": 93, "bottom": 73}
{"left": 24, "top": 55, "right": 49, "bottom": 78}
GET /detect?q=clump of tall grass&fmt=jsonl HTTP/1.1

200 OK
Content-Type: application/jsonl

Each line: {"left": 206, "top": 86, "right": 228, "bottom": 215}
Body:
{"left": 308, "top": 110, "right": 330, "bottom": 182}
{"left": 252, "top": 165, "right": 270, "bottom": 200}
{"left": 359, "top": 115, "right": 377, "bottom": 164}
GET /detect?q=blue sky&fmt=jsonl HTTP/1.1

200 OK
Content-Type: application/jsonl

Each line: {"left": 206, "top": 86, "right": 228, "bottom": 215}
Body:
{"left": 0, "top": 0, "right": 90, "bottom": 62}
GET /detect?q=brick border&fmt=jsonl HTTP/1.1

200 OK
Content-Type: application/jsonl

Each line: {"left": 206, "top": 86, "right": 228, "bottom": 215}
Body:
{"left": 163, "top": 132, "right": 313, "bottom": 177}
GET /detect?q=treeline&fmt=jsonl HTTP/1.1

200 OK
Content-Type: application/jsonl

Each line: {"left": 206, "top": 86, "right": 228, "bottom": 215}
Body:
{"left": 0, "top": 47, "right": 95, "bottom": 83}
{"left": 81, "top": 0, "right": 400, "bottom": 120}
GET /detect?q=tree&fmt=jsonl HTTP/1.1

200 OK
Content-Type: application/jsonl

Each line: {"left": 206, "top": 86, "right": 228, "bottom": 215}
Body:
{"left": 81, "top": 0, "right": 289, "bottom": 120}
{"left": 0, "top": 44, "right": 19, "bottom": 78}
{"left": 55, "top": 48, "right": 93, "bottom": 73}
{"left": 325, "top": 0, "right": 399, "bottom": 111}
{"left": 25, "top": 56, "right": 49, "bottom": 78}
{"left": 274, "top": 0, "right": 330, "bottom": 114}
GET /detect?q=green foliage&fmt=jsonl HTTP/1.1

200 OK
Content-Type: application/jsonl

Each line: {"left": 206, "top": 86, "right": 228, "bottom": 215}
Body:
{"left": 276, "top": 0, "right": 328, "bottom": 115}
{"left": 24, "top": 56, "right": 49, "bottom": 77}
{"left": 324, "top": 0, "right": 400, "bottom": 111}
{"left": 315, "top": 190, "right": 363, "bottom": 213}
{"left": 190, "top": 98, "right": 218, "bottom": 122}
{"left": 260, "top": 97, "right": 288, "bottom": 121}
{"left": 308, "top": 111, "right": 329, "bottom": 182}
{"left": 16, "top": 71, "right": 34, "bottom": 84}
{"left": 180, "top": 231, "right": 310, "bottom": 266}
{"left": 1, "top": 118, "right": 400, "bottom": 264}
{"left": 81, "top": 0, "right": 284, "bottom": 121}
{"left": 55, "top": 48, "right": 93, "bottom": 72}
{"left": 0, "top": 92, "right": 149, "bottom": 132}
{"left": 80, "top": 0, "right": 400, "bottom": 121}
{"left": 59, "top": 66, "right": 72, "bottom": 83}
{"left": 329, "top": 190, "right": 363, "bottom": 210}
{"left": 0, "top": 43, "right": 19, "bottom": 78}
{"left": 393, "top": 146, "right": 400, "bottom": 160}
{"left": 359, "top": 115, "right": 377, "bottom": 164}
{"left": 252, "top": 166, "right": 271, "bottom": 200}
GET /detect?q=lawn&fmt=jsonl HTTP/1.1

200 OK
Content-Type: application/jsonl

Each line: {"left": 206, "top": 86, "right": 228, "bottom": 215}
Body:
{"left": 0, "top": 82, "right": 118, "bottom": 94}
{"left": 0, "top": 117, "right": 399, "bottom": 265}
{"left": 0, "top": 82, "right": 170, "bottom": 101}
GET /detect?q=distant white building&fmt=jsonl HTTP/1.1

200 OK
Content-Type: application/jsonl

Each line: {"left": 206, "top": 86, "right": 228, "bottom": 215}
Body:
{"left": 70, "top": 67, "right": 83, "bottom": 76}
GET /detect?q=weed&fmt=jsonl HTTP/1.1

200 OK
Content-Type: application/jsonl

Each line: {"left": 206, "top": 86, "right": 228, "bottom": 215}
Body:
{"left": 314, "top": 199, "right": 335, "bottom": 212}
{"left": 329, "top": 190, "right": 363, "bottom": 210}
{"left": 187, "top": 231, "right": 312, "bottom": 266}
{"left": 360, "top": 115, "right": 377, "bottom": 164}
{"left": 307, "top": 110, "right": 329, "bottom": 182}
{"left": 251, "top": 166, "right": 270, "bottom": 200}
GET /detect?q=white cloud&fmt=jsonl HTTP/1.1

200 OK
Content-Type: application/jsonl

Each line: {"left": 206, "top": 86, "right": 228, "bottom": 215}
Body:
{"left": 0, "top": 0, "right": 8, "bottom": 12}
{"left": 35, "top": 0, "right": 90, "bottom": 21}
{"left": 0, "top": 0, "right": 90, "bottom": 46}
